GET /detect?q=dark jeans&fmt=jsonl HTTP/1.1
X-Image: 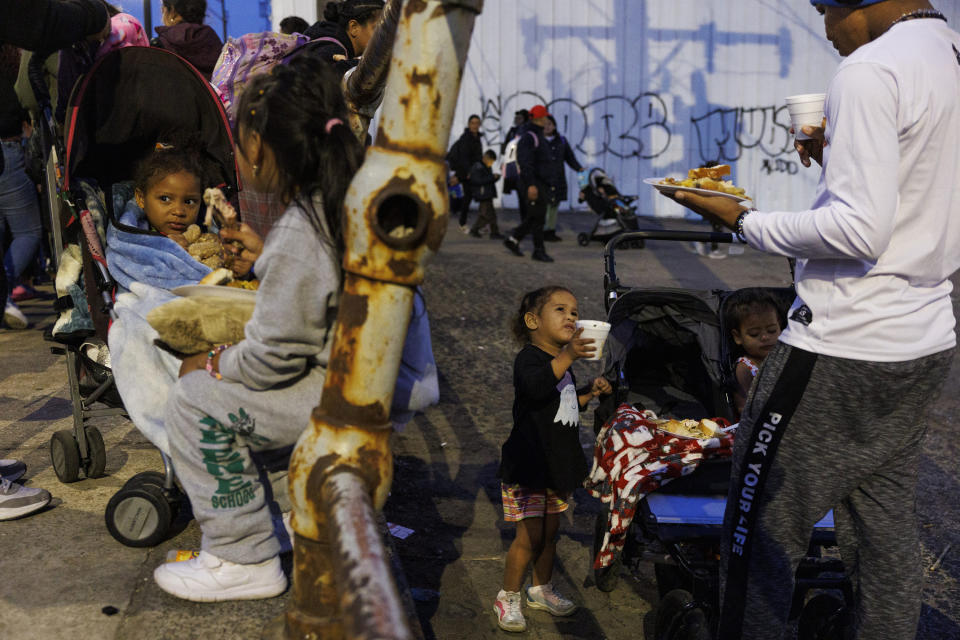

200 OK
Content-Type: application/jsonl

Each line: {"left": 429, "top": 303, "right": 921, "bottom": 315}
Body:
{"left": 470, "top": 200, "right": 499, "bottom": 235}
{"left": 509, "top": 192, "right": 546, "bottom": 250}
{"left": 456, "top": 189, "right": 473, "bottom": 226}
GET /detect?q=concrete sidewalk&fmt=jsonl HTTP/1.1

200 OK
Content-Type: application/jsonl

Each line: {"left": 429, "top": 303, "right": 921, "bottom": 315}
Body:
{"left": 1, "top": 210, "right": 958, "bottom": 639}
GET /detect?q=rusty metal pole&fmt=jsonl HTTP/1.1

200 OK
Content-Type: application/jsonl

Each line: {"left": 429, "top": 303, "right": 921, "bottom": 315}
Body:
{"left": 277, "top": 1, "right": 484, "bottom": 639}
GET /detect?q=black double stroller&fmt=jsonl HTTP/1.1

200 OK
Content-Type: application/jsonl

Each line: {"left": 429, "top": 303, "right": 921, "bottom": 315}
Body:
{"left": 41, "top": 47, "right": 238, "bottom": 546}
{"left": 576, "top": 167, "right": 641, "bottom": 247}
{"left": 589, "top": 231, "right": 853, "bottom": 640}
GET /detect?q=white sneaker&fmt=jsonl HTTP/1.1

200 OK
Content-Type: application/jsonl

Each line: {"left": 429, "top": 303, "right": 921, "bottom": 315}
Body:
{"left": 153, "top": 550, "right": 287, "bottom": 602}
{"left": 493, "top": 589, "right": 526, "bottom": 632}
{"left": 3, "top": 301, "right": 28, "bottom": 329}
{"left": 526, "top": 583, "right": 577, "bottom": 616}
{"left": 0, "top": 478, "right": 51, "bottom": 520}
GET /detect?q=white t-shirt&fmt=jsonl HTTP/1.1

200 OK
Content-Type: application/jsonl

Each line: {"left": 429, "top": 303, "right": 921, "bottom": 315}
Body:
{"left": 744, "top": 19, "right": 960, "bottom": 362}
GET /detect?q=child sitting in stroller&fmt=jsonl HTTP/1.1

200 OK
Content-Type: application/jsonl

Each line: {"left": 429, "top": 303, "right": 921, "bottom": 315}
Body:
{"left": 575, "top": 168, "right": 638, "bottom": 246}
{"left": 722, "top": 288, "right": 783, "bottom": 415}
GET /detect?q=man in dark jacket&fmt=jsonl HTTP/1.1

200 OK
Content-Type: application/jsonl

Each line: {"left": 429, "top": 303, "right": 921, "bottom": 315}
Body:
{"left": 542, "top": 115, "right": 583, "bottom": 242}
{"left": 446, "top": 114, "right": 483, "bottom": 231}
{"left": 151, "top": 0, "right": 224, "bottom": 80}
{"left": 503, "top": 104, "right": 554, "bottom": 262}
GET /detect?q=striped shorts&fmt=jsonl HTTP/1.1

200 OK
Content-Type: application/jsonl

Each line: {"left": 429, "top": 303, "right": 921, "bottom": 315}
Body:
{"left": 500, "top": 483, "right": 569, "bottom": 522}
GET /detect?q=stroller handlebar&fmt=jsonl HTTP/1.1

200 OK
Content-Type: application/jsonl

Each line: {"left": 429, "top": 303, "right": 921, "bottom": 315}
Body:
{"left": 603, "top": 230, "right": 742, "bottom": 303}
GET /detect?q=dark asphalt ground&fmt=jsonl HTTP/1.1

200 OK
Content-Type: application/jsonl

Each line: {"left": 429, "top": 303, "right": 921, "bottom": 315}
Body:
{"left": 0, "top": 207, "right": 957, "bottom": 639}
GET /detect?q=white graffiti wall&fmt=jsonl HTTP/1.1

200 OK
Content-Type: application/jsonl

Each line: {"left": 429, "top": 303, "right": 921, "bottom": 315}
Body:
{"left": 449, "top": 1, "right": 960, "bottom": 217}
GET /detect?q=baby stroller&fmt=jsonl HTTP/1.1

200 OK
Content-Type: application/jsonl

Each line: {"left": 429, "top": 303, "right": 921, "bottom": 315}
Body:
{"left": 588, "top": 231, "right": 852, "bottom": 640}
{"left": 576, "top": 167, "right": 640, "bottom": 247}
{"left": 45, "top": 46, "right": 237, "bottom": 546}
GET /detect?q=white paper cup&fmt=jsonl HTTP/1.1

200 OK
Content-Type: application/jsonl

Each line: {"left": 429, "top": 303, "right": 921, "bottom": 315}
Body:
{"left": 785, "top": 93, "right": 825, "bottom": 140}
{"left": 575, "top": 320, "right": 611, "bottom": 361}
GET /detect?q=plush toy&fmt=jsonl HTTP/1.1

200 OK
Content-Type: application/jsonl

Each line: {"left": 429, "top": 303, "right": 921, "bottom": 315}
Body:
{"left": 52, "top": 244, "right": 95, "bottom": 340}
{"left": 146, "top": 295, "right": 254, "bottom": 354}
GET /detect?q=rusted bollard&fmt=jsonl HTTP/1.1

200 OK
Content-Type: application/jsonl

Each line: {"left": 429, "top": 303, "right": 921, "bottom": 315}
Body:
{"left": 273, "top": 1, "right": 484, "bottom": 639}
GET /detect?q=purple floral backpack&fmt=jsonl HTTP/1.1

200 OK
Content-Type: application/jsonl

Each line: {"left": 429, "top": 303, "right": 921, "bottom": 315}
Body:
{"left": 211, "top": 31, "right": 311, "bottom": 121}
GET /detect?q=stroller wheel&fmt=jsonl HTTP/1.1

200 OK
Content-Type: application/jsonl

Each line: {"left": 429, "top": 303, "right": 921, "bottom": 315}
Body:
{"left": 50, "top": 430, "right": 81, "bottom": 483}
{"left": 578, "top": 233, "right": 591, "bottom": 247}
{"left": 592, "top": 507, "right": 623, "bottom": 592}
{"left": 655, "top": 589, "right": 711, "bottom": 640}
{"left": 105, "top": 483, "right": 173, "bottom": 547}
{"left": 83, "top": 426, "right": 107, "bottom": 479}
{"left": 798, "top": 593, "right": 849, "bottom": 640}
{"left": 124, "top": 471, "right": 184, "bottom": 518}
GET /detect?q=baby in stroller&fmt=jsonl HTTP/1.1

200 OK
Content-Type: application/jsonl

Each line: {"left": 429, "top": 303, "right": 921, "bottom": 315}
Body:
{"left": 721, "top": 289, "right": 784, "bottom": 416}
{"left": 575, "top": 168, "right": 639, "bottom": 247}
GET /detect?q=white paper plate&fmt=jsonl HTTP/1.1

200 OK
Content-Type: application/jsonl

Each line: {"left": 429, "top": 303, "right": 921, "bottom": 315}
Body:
{"left": 171, "top": 284, "right": 257, "bottom": 301}
{"left": 644, "top": 177, "right": 752, "bottom": 203}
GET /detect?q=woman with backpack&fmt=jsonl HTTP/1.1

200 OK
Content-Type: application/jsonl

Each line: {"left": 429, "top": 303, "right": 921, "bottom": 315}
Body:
{"left": 303, "top": 0, "right": 384, "bottom": 75}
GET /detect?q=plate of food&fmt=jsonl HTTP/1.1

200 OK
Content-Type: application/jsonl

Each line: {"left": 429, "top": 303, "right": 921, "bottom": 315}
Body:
{"left": 171, "top": 284, "right": 257, "bottom": 301}
{"left": 171, "top": 269, "right": 259, "bottom": 301}
{"left": 653, "top": 418, "right": 723, "bottom": 440}
{"left": 645, "top": 164, "right": 751, "bottom": 202}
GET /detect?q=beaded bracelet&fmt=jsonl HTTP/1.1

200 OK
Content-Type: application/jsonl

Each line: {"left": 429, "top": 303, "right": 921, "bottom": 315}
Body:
{"left": 205, "top": 344, "right": 231, "bottom": 380}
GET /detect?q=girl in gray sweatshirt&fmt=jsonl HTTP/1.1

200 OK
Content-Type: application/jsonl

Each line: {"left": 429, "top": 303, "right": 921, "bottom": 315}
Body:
{"left": 153, "top": 56, "right": 365, "bottom": 603}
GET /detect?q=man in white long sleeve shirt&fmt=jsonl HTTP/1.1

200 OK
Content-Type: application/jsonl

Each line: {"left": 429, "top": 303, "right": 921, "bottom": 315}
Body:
{"left": 669, "top": 1, "right": 960, "bottom": 638}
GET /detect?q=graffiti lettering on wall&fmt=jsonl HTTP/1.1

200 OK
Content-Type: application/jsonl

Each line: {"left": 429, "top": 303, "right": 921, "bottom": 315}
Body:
{"left": 479, "top": 91, "right": 797, "bottom": 166}
{"left": 480, "top": 91, "right": 671, "bottom": 160}
{"left": 690, "top": 106, "right": 796, "bottom": 164}
{"left": 761, "top": 158, "right": 800, "bottom": 175}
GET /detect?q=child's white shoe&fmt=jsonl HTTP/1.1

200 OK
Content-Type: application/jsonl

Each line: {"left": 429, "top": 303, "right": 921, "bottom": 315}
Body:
{"left": 153, "top": 550, "right": 287, "bottom": 602}
{"left": 525, "top": 582, "right": 577, "bottom": 616}
{"left": 493, "top": 589, "right": 526, "bottom": 632}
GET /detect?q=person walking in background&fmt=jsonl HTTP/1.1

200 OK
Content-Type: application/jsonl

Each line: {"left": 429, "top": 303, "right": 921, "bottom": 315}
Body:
{"left": 501, "top": 108, "right": 528, "bottom": 156}
{"left": 446, "top": 113, "right": 483, "bottom": 233}
{"left": 541, "top": 115, "right": 583, "bottom": 242}
{"left": 501, "top": 109, "right": 529, "bottom": 200}
{"left": 151, "top": 0, "right": 224, "bottom": 80}
{"left": 503, "top": 105, "right": 554, "bottom": 262}
{"left": 467, "top": 149, "right": 502, "bottom": 239}
{"left": 666, "top": 1, "right": 960, "bottom": 638}
{"left": 1, "top": 52, "right": 42, "bottom": 330}
{"left": 279, "top": 16, "right": 310, "bottom": 35}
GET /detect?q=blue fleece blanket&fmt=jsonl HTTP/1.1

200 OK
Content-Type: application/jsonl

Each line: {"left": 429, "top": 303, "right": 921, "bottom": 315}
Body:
{"left": 105, "top": 200, "right": 211, "bottom": 292}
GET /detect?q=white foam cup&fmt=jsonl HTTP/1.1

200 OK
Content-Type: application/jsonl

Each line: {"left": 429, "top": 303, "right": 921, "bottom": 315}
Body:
{"left": 785, "top": 93, "right": 826, "bottom": 140}
{"left": 575, "top": 320, "right": 611, "bottom": 361}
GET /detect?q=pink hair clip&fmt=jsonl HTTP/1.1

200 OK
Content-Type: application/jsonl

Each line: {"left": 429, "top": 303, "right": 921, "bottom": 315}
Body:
{"left": 325, "top": 118, "right": 343, "bottom": 134}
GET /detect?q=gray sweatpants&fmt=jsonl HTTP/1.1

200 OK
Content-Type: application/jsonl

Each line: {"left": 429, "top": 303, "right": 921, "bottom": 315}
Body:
{"left": 165, "top": 365, "right": 326, "bottom": 564}
{"left": 718, "top": 342, "right": 953, "bottom": 640}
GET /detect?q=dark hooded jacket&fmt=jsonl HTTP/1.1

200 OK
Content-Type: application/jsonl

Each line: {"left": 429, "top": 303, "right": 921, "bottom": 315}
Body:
{"left": 446, "top": 127, "right": 483, "bottom": 183}
{"left": 299, "top": 21, "right": 357, "bottom": 76}
{"left": 543, "top": 132, "right": 583, "bottom": 203}
{"left": 514, "top": 121, "right": 551, "bottom": 192}
{"left": 152, "top": 22, "right": 224, "bottom": 80}
{"left": 0, "top": 0, "right": 108, "bottom": 52}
